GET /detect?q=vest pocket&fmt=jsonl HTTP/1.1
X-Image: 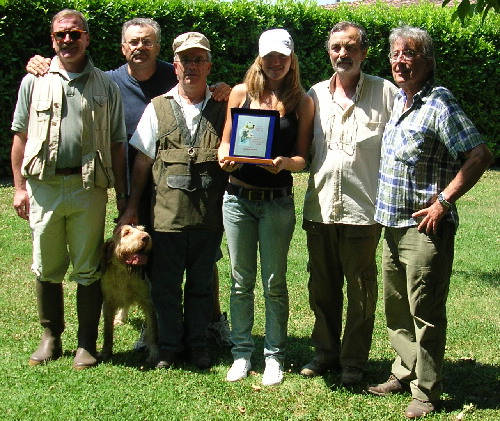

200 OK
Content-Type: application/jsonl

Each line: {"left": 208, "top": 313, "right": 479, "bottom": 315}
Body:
{"left": 21, "top": 140, "right": 44, "bottom": 177}
{"left": 93, "top": 95, "right": 109, "bottom": 130}
{"left": 94, "top": 150, "right": 114, "bottom": 188}
{"left": 35, "top": 100, "right": 51, "bottom": 122}
{"left": 166, "top": 174, "right": 213, "bottom": 192}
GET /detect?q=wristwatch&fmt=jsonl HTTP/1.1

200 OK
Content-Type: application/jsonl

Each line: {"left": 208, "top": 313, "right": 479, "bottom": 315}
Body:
{"left": 438, "top": 192, "right": 452, "bottom": 209}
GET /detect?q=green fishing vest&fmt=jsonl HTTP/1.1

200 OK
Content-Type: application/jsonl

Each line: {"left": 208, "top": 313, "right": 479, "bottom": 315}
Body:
{"left": 150, "top": 95, "right": 228, "bottom": 232}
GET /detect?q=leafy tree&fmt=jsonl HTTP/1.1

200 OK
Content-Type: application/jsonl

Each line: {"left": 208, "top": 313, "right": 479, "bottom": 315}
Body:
{"left": 444, "top": 0, "right": 500, "bottom": 23}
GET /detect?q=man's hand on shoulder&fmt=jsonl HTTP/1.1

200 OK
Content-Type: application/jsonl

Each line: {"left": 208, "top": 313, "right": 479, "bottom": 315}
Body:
{"left": 26, "top": 55, "right": 51, "bottom": 76}
{"left": 209, "top": 82, "right": 232, "bottom": 102}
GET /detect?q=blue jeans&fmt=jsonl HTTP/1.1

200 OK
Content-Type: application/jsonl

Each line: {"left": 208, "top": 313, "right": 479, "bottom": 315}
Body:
{"left": 223, "top": 192, "right": 295, "bottom": 362}
{"left": 150, "top": 230, "right": 223, "bottom": 353}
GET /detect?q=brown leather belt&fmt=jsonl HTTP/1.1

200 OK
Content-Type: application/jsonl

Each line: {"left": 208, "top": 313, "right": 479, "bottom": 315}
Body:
{"left": 226, "top": 183, "right": 293, "bottom": 201}
{"left": 55, "top": 167, "right": 82, "bottom": 175}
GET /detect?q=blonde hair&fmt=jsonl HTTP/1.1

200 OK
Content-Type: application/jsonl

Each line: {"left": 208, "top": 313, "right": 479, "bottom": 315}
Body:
{"left": 243, "top": 52, "right": 304, "bottom": 115}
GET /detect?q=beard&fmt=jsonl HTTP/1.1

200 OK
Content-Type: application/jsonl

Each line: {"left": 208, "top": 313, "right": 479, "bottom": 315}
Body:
{"left": 333, "top": 58, "right": 354, "bottom": 74}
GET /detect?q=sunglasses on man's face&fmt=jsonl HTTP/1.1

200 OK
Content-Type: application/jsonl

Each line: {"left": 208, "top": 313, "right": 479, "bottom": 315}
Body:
{"left": 52, "top": 29, "right": 87, "bottom": 42}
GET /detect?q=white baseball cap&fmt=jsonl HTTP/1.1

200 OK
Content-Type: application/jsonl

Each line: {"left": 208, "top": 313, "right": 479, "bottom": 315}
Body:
{"left": 258, "top": 28, "right": 294, "bottom": 57}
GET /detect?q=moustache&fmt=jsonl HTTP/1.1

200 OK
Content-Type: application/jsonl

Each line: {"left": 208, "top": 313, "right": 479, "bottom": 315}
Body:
{"left": 336, "top": 58, "right": 352, "bottom": 66}
{"left": 131, "top": 49, "right": 146, "bottom": 58}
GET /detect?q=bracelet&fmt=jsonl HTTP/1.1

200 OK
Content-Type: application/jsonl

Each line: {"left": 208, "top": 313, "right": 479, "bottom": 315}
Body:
{"left": 116, "top": 192, "right": 127, "bottom": 200}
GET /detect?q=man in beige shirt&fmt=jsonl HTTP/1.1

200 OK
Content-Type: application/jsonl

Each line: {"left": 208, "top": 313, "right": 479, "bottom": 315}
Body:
{"left": 301, "top": 22, "right": 397, "bottom": 384}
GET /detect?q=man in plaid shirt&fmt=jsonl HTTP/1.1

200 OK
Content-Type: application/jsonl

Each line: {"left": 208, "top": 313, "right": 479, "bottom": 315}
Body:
{"left": 368, "top": 26, "right": 493, "bottom": 419}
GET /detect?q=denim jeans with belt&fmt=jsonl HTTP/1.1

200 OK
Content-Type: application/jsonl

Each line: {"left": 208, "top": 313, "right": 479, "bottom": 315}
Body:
{"left": 223, "top": 192, "right": 295, "bottom": 362}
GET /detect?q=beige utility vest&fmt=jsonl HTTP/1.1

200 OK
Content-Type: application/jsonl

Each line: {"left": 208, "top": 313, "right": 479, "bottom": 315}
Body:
{"left": 22, "top": 66, "right": 116, "bottom": 189}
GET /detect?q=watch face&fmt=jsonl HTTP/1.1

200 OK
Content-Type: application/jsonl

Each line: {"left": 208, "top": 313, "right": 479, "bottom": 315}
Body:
{"left": 438, "top": 193, "right": 451, "bottom": 208}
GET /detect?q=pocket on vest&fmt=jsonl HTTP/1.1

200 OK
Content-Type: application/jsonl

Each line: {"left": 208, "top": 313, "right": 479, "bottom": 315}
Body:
{"left": 94, "top": 150, "right": 114, "bottom": 188}
{"left": 166, "top": 174, "right": 213, "bottom": 192}
{"left": 21, "top": 139, "right": 45, "bottom": 177}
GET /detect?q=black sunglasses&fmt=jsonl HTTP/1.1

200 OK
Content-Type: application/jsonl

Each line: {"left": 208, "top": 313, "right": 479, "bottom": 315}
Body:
{"left": 52, "top": 29, "right": 87, "bottom": 42}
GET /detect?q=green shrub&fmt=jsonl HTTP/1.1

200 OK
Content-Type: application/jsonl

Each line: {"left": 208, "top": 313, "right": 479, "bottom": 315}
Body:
{"left": 0, "top": 0, "right": 498, "bottom": 177}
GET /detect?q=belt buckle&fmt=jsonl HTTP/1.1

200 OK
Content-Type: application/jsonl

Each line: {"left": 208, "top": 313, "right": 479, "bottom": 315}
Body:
{"left": 247, "top": 190, "right": 265, "bottom": 201}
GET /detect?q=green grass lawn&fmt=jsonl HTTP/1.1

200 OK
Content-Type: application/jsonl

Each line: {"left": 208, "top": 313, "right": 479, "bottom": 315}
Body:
{"left": 0, "top": 171, "right": 498, "bottom": 420}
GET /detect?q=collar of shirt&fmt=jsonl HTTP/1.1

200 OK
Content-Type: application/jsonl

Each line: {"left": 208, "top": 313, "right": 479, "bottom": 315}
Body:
{"left": 165, "top": 85, "right": 212, "bottom": 109}
{"left": 165, "top": 85, "right": 212, "bottom": 136}
{"left": 396, "top": 78, "right": 436, "bottom": 110}
{"left": 329, "top": 71, "right": 365, "bottom": 105}
{"left": 49, "top": 55, "right": 92, "bottom": 80}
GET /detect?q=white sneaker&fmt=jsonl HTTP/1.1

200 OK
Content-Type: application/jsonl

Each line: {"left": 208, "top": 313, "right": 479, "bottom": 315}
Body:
{"left": 262, "top": 357, "right": 284, "bottom": 386}
{"left": 226, "top": 358, "right": 251, "bottom": 382}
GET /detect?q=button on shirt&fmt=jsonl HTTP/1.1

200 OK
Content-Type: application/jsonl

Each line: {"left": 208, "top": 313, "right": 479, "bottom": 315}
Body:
{"left": 374, "top": 80, "right": 485, "bottom": 228}
{"left": 303, "top": 73, "right": 397, "bottom": 225}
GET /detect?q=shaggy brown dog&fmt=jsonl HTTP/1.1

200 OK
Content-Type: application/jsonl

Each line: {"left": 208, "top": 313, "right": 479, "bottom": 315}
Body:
{"left": 100, "top": 224, "right": 158, "bottom": 363}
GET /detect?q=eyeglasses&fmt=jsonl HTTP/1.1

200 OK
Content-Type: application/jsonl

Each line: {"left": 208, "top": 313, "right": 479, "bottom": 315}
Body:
{"left": 175, "top": 58, "right": 210, "bottom": 66}
{"left": 52, "top": 29, "right": 87, "bottom": 42}
{"left": 124, "top": 39, "right": 156, "bottom": 48}
{"left": 388, "top": 50, "right": 422, "bottom": 62}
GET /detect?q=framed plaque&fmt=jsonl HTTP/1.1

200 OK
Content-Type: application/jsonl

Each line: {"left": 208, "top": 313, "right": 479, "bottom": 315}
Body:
{"left": 224, "top": 108, "right": 280, "bottom": 165}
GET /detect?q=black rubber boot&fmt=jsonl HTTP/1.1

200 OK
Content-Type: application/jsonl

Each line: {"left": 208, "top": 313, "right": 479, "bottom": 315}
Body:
{"left": 73, "top": 280, "right": 102, "bottom": 369}
{"left": 29, "top": 279, "right": 65, "bottom": 365}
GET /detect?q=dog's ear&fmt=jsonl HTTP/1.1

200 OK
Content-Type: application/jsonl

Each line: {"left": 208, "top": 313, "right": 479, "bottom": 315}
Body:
{"left": 101, "top": 239, "right": 115, "bottom": 272}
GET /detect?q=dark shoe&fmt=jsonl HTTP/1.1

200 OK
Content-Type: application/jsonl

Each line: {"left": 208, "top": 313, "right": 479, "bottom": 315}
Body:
{"left": 75, "top": 281, "right": 102, "bottom": 367}
{"left": 189, "top": 347, "right": 211, "bottom": 369}
{"left": 405, "top": 399, "right": 436, "bottom": 418}
{"left": 300, "top": 359, "right": 335, "bottom": 377}
{"left": 341, "top": 366, "right": 364, "bottom": 385}
{"left": 73, "top": 347, "right": 98, "bottom": 369}
{"left": 156, "top": 350, "right": 178, "bottom": 369}
{"left": 367, "top": 374, "right": 406, "bottom": 396}
{"left": 29, "top": 279, "right": 65, "bottom": 366}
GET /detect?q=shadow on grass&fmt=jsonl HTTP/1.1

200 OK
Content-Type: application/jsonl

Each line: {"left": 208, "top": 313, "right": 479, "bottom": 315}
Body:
{"left": 285, "top": 335, "right": 500, "bottom": 412}
{"left": 452, "top": 268, "right": 500, "bottom": 289}
{"left": 96, "top": 331, "right": 500, "bottom": 412}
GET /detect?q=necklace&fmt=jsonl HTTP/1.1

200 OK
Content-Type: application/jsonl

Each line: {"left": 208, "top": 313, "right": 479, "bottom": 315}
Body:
{"left": 262, "top": 88, "right": 281, "bottom": 108}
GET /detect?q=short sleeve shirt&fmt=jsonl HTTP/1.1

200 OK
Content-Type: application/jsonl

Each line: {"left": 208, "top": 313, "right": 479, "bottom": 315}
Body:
{"left": 375, "top": 80, "right": 485, "bottom": 228}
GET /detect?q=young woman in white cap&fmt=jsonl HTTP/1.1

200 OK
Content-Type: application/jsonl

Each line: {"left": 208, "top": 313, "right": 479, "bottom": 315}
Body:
{"left": 218, "top": 28, "right": 313, "bottom": 386}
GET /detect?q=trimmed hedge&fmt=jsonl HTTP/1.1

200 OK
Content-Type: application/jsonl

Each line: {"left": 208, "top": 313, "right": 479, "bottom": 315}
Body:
{"left": 1, "top": 0, "right": 498, "bottom": 176}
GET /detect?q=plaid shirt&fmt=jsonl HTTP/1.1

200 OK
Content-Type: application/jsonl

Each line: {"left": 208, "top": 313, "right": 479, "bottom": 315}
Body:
{"left": 375, "top": 79, "right": 485, "bottom": 228}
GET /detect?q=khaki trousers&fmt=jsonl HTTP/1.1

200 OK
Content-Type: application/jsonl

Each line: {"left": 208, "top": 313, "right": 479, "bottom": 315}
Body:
{"left": 304, "top": 220, "right": 381, "bottom": 369}
{"left": 382, "top": 223, "right": 455, "bottom": 401}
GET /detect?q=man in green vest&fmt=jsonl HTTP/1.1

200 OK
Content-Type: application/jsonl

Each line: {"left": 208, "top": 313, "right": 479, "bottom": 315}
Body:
{"left": 11, "top": 9, "right": 127, "bottom": 369}
{"left": 118, "top": 32, "right": 228, "bottom": 369}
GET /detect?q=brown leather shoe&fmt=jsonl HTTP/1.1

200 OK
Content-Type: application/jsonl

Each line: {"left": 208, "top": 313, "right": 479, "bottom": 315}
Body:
{"left": 73, "top": 347, "right": 98, "bottom": 369}
{"left": 367, "top": 374, "right": 406, "bottom": 396}
{"left": 300, "top": 360, "right": 332, "bottom": 377}
{"left": 404, "top": 399, "right": 435, "bottom": 418}
{"left": 29, "top": 333, "right": 63, "bottom": 366}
